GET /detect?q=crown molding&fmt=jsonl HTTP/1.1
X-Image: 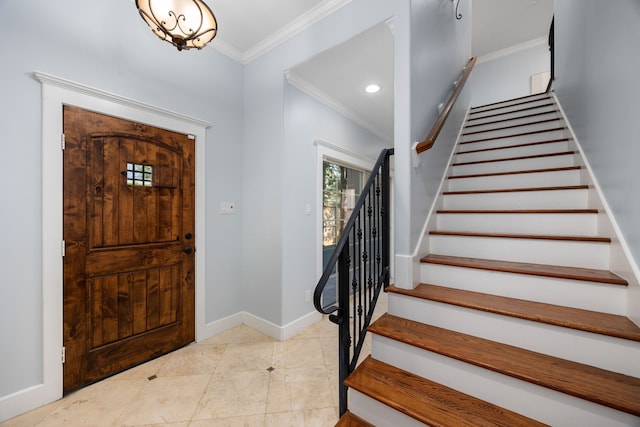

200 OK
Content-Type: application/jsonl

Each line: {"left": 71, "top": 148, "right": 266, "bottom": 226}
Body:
{"left": 477, "top": 36, "right": 547, "bottom": 64}
{"left": 285, "top": 70, "right": 391, "bottom": 142}
{"left": 213, "top": 0, "right": 352, "bottom": 65}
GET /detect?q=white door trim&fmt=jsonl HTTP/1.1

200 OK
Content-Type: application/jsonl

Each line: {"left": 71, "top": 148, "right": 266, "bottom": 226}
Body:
{"left": 313, "top": 138, "right": 375, "bottom": 288}
{"left": 1, "top": 71, "right": 209, "bottom": 419}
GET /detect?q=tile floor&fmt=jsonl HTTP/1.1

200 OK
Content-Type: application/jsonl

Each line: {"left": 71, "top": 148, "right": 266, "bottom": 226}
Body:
{"left": 2, "top": 294, "right": 387, "bottom": 427}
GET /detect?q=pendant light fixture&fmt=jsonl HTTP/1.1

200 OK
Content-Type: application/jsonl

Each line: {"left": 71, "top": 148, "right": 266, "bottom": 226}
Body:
{"left": 136, "top": 0, "right": 218, "bottom": 51}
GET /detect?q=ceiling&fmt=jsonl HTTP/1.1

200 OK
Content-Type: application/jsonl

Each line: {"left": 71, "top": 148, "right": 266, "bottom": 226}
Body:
{"left": 208, "top": 0, "right": 554, "bottom": 141}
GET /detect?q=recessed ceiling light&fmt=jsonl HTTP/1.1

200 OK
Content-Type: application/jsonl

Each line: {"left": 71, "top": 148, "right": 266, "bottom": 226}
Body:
{"left": 365, "top": 84, "right": 381, "bottom": 94}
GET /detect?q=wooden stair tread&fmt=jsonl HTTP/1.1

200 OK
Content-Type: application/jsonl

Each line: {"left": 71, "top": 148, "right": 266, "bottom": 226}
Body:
{"left": 346, "top": 356, "right": 549, "bottom": 427}
{"left": 452, "top": 151, "right": 574, "bottom": 167}
{"left": 420, "top": 254, "right": 627, "bottom": 285}
{"left": 468, "top": 103, "right": 555, "bottom": 121}
{"left": 470, "top": 93, "right": 549, "bottom": 110}
{"left": 448, "top": 166, "right": 582, "bottom": 180}
{"left": 461, "top": 127, "right": 566, "bottom": 145}
{"left": 369, "top": 313, "right": 640, "bottom": 416}
{"left": 389, "top": 284, "right": 640, "bottom": 341}
{"left": 443, "top": 185, "right": 588, "bottom": 195}
{"left": 437, "top": 209, "right": 597, "bottom": 214}
{"left": 464, "top": 111, "right": 559, "bottom": 130}
{"left": 463, "top": 118, "right": 560, "bottom": 136}
{"left": 469, "top": 98, "right": 552, "bottom": 115}
{"left": 335, "top": 411, "right": 375, "bottom": 427}
{"left": 458, "top": 138, "right": 569, "bottom": 155}
{"left": 430, "top": 230, "right": 610, "bottom": 243}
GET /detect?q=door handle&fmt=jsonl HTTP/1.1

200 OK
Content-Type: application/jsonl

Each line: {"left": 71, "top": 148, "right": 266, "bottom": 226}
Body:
{"left": 183, "top": 246, "right": 193, "bottom": 255}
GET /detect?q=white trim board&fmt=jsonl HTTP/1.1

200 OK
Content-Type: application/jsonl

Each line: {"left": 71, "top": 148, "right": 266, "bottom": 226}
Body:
{"left": 551, "top": 92, "right": 640, "bottom": 327}
{"left": 477, "top": 36, "right": 547, "bottom": 65}
{"left": 0, "top": 71, "right": 209, "bottom": 423}
{"left": 212, "top": 0, "right": 353, "bottom": 64}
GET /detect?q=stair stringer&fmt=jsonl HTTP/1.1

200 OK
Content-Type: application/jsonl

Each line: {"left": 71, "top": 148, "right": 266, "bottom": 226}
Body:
{"left": 551, "top": 92, "right": 640, "bottom": 327}
{"left": 395, "top": 102, "right": 472, "bottom": 291}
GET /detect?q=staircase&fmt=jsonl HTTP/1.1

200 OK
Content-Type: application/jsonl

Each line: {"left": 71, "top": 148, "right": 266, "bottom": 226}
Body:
{"left": 340, "top": 93, "right": 640, "bottom": 426}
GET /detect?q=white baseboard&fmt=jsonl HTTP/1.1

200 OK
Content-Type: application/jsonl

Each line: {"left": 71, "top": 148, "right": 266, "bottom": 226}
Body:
{"left": 242, "top": 310, "right": 322, "bottom": 341}
{"left": 197, "top": 311, "right": 245, "bottom": 342}
{"left": 0, "top": 383, "right": 60, "bottom": 423}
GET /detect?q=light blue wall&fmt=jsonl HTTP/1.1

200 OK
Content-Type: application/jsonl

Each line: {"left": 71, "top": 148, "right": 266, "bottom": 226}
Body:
{"left": 0, "top": 0, "right": 244, "bottom": 398}
{"left": 395, "top": 0, "right": 473, "bottom": 255}
{"left": 281, "top": 84, "right": 388, "bottom": 324}
{"left": 0, "top": 0, "right": 474, "bottom": 407}
{"left": 554, "top": 0, "right": 640, "bottom": 267}
{"left": 242, "top": 0, "right": 406, "bottom": 325}
{"left": 472, "top": 43, "right": 550, "bottom": 106}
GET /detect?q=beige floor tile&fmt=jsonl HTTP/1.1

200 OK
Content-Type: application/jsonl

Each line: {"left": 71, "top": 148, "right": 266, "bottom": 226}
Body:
{"left": 214, "top": 342, "right": 275, "bottom": 374}
{"left": 107, "top": 353, "right": 171, "bottom": 382}
{"left": 284, "top": 367, "right": 334, "bottom": 412}
{"left": 192, "top": 371, "right": 269, "bottom": 420}
{"left": 200, "top": 326, "right": 273, "bottom": 345}
{"left": 265, "top": 369, "right": 290, "bottom": 414}
{"left": 2, "top": 298, "right": 389, "bottom": 427}
{"left": 115, "top": 374, "right": 210, "bottom": 426}
{"left": 264, "top": 411, "right": 304, "bottom": 427}
{"left": 272, "top": 338, "right": 324, "bottom": 370}
{"left": 35, "top": 378, "right": 147, "bottom": 427}
{"left": 0, "top": 400, "right": 62, "bottom": 427}
{"left": 302, "top": 407, "right": 339, "bottom": 427}
{"left": 158, "top": 343, "right": 227, "bottom": 377}
{"left": 188, "top": 414, "right": 265, "bottom": 426}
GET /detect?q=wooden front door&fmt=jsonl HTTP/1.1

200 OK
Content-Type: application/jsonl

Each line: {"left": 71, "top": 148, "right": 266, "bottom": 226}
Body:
{"left": 62, "top": 105, "right": 195, "bottom": 392}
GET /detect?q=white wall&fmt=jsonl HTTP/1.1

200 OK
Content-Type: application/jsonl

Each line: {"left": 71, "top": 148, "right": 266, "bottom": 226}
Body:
{"left": 0, "top": 0, "right": 244, "bottom": 413}
{"left": 554, "top": 0, "right": 640, "bottom": 323}
{"left": 471, "top": 41, "right": 550, "bottom": 107}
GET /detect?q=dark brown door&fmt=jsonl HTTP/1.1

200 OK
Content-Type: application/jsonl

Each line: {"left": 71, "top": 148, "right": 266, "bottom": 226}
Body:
{"left": 62, "top": 105, "right": 195, "bottom": 392}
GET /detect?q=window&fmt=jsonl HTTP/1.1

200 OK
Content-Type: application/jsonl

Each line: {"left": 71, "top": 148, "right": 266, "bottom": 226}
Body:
{"left": 126, "top": 162, "right": 153, "bottom": 187}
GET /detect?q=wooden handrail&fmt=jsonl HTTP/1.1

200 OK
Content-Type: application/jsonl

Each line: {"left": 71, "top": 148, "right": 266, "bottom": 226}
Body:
{"left": 416, "top": 56, "right": 477, "bottom": 154}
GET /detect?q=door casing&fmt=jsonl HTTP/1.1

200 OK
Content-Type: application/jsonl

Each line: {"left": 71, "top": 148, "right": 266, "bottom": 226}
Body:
{"left": 36, "top": 72, "right": 209, "bottom": 407}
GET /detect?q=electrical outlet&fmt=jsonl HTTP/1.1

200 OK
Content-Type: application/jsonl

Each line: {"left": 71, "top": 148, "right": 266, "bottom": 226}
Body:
{"left": 305, "top": 289, "right": 311, "bottom": 302}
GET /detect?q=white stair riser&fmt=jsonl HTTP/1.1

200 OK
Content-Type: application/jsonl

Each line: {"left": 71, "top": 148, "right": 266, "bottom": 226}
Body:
{"left": 429, "top": 234, "right": 610, "bottom": 269}
{"left": 419, "top": 263, "right": 627, "bottom": 315}
{"left": 443, "top": 189, "right": 589, "bottom": 209}
{"left": 461, "top": 121, "right": 563, "bottom": 142}
{"left": 471, "top": 95, "right": 551, "bottom": 113}
{"left": 458, "top": 135, "right": 566, "bottom": 153}
{"left": 460, "top": 129, "right": 566, "bottom": 148}
{"left": 469, "top": 98, "right": 554, "bottom": 116}
{"left": 468, "top": 106, "right": 557, "bottom": 125}
{"left": 437, "top": 213, "right": 598, "bottom": 236}
{"left": 349, "top": 390, "right": 425, "bottom": 427}
{"left": 464, "top": 112, "right": 560, "bottom": 133}
{"left": 455, "top": 141, "right": 570, "bottom": 163}
{"left": 451, "top": 154, "right": 576, "bottom": 176}
{"left": 447, "top": 169, "right": 582, "bottom": 192}
{"left": 372, "top": 336, "right": 639, "bottom": 427}
{"left": 387, "top": 295, "right": 640, "bottom": 378}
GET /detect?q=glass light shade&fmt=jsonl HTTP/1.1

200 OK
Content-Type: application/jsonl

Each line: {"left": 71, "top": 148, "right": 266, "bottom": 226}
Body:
{"left": 136, "top": 0, "right": 217, "bottom": 51}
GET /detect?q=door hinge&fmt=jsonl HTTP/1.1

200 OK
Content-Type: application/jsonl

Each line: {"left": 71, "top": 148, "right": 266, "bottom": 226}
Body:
{"left": 61, "top": 346, "right": 66, "bottom": 364}
{"left": 61, "top": 133, "right": 66, "bottom": 150}
{"left": 61, "top": 240, "right": 66, "bottom": 257}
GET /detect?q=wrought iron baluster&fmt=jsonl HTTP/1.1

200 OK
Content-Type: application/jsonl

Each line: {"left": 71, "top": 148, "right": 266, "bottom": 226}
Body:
{"left": 313, "top": 148, "right": 393, "bottom": 416}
